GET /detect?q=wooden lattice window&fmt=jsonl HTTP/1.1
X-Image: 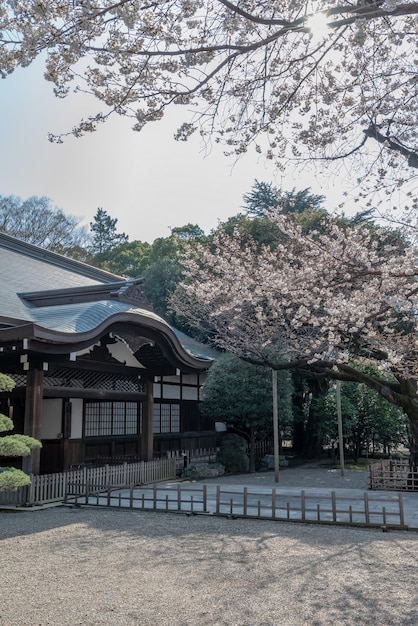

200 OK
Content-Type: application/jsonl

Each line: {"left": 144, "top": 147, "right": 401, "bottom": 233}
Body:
{"left": 84, "top": 401, "right": 141, "bottom": 437}
{"left": 153, "top": 402, "right": 180, "bottom": 434}
{"left": 45, "top": 367, "right": 146, "bottom": 393}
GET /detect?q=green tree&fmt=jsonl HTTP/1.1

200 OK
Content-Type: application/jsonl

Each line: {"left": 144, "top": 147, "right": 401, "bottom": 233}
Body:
{"left": 313, "top": 379, "right": 408, "bottom": 462}
{"left": 201, "top": 354, "right": 293, "bottom": 471}
{"left": 0, "top": 374, "right": 41, "bottom": 491}
{"left": 220, "top": 214, "right": 285, "bottom": 250}
{"left": 171, "top": 224, "right": 206, "bottom": 243}
{"left": 222, "top": 184, "right": 329, "bottom": 254}
{"left": 100, "top": 240, "right": 153, "bottom": 278}
{"left": 281, "top": 188, "right": 325, "bottom": 216}
{"left": 143, "top": 258, "right": 184, "bottom": 324}
{"left": 143, "top": 224, "right": 207, "bottom": 323}
{"left": 242, "top": 181, "right": 279, "bottom": 217}
{"left": 89, "top": 208, "right": 128, "bottom": 262}
{"left": 235, "top": 184, "right": 330, "bottom": 458}
{"left": 243, "top": 182, "right": 325, "bottom": 219}
{"left": 86, "top": 222, "right": 207, "bottom": 325}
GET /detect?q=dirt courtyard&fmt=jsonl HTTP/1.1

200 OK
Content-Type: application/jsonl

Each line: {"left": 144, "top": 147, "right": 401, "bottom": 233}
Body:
{"left": 1, "top": 502, "right": 417, "bottom": 626}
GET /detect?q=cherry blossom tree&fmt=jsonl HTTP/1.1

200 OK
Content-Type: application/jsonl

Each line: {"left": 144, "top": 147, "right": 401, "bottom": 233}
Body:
{"left": 172, "top": 208, "right": 418, "bottom": 461}
{"left": 0, "top": 1, "right": 417, "bottom": 208}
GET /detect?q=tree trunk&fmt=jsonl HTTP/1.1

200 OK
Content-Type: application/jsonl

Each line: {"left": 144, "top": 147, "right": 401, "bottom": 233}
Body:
{"left": 406, "top": 418, "right": 418, "bottom": 469}
{"left": 378, "top": 376, "right": 418, "bottom": 468}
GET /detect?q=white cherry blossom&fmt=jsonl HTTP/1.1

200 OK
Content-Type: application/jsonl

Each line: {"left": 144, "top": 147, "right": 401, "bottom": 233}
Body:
{"left": 172, "top": 208, "right": 418, "bottom": 458}
{"left": 0, "top": 1, "right": 417, "bottom": 207}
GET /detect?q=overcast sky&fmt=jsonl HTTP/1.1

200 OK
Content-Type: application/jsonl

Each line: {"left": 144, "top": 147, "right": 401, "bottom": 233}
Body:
{"left": 0, "top": 59, "right": 356, "bottom": 244}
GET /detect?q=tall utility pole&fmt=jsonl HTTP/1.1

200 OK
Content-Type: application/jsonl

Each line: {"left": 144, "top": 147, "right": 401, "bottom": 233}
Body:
{"left": 336, "top": 380, "right": 345, "bottom": 476}
{"left": 272, "top": 369, "right": 280, "bottom": 483}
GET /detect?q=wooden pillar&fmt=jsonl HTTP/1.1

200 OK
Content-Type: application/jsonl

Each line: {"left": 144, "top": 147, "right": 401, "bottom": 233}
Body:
{"left": 62, "top": 399, "right": 72, "bottom": 471}
{"left": 141, "top": 379, "right": 154, "bottom": 461}
{"left": 22, "top": 367, "right": 44, "bottom": 476}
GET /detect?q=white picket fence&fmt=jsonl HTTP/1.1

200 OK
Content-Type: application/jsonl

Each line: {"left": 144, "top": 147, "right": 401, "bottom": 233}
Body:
{"left": 0, "top": 458, "right": 177, "bottom": 507}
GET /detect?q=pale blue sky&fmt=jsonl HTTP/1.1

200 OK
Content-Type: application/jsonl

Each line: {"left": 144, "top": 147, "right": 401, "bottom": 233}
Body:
{"left": 0, "top": 59, "right": 354, "bottom": 243}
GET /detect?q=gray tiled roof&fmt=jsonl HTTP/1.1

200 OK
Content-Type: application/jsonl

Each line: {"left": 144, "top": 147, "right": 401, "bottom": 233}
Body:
{"left": 173, "top": 328, "right": 219, "bottom": 362}
{"left": 0, "top": 233, "right": 214, "bottom": 365}
{"left": 30, "top": 300, "right": 137, "bottom": 333}
{"left": 0, "top": 233, "right": 119, "bottom": 321}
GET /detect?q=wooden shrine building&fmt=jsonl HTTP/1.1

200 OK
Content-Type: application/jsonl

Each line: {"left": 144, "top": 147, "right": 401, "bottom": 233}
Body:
{"left": 0, "top": 233, "right": 215, "bottom": 474}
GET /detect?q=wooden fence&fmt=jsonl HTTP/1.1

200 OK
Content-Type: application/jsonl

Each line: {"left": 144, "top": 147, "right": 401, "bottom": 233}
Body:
{"left": 0, "top": 458, "right": 177, "bottom": 507}
{"left": 254, "top": 440, "right": 274, "bottom": 458}
{"left": 369, "top": 459, "right": 418, "bottom": 491}
{"left": 166, "top": 447, "right": 218, "bottom": 462}
{"left": 166, "top": 441, "right": 274, "bottom": 470}
{"left": 67, "top": 484, "right": 407, "bottom": 529}
{"left": 165, "top": 447, "right": 219, "bottom": 474}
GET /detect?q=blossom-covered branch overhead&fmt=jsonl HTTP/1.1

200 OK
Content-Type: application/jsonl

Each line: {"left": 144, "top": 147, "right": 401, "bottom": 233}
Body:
{"left": 1, "top": 1, "right": 417, "bottom": 202}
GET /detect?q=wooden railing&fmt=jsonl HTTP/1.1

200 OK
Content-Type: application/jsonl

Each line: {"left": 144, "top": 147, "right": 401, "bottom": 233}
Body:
{"left": 68, "top": 484, "right": 407, "bottom": 529}
{"left": 254, "top": 440, "right": 274, "bottom": 459}
{"left": 369, "top": 459, "right": 418, "bottom": 491}
{"left": 0, "top": 458, "right": 177, "bottom": 507}
{"left": 165, "top": 442, "right": 275, "bottom": 468}
{"left": 166, "top": 447, "right": 219, "bottom": 461}
{"left": 166, "top": 447, "right": 219, "bottom": 473}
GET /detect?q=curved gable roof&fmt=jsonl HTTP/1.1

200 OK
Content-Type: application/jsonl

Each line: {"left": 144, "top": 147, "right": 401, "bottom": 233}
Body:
{"left": 0, "top": 233, "right": 213, "bottom": 372}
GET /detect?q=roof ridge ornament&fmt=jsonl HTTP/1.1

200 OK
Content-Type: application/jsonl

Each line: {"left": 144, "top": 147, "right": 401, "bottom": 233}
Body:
{"left": 113, "top": 279, "right": 153, "bottom": 310}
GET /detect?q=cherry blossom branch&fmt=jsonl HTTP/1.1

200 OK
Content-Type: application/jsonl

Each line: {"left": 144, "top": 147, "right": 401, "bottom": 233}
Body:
{"left": 364, "top": 121, "right": 418, "bottom": 169}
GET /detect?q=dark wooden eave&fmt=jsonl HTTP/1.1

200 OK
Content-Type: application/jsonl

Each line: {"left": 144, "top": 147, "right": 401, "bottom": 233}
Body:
{"left": 19, "top": 278, "right": 152, "bottom": 309}
{"left": 0, "top": 314, "right": 212, "bottom": 374}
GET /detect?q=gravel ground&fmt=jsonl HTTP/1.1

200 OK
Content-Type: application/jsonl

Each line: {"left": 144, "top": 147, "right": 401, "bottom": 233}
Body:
{"left": 1, "top": 465, "right": 417, "bottom": 626}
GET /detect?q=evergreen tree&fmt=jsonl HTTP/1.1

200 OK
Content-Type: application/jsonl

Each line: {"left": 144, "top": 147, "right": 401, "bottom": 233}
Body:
{"left": 143, "top": 258, "right": 184, "bottom": 324}
{"left": 201, "top": 354, "right": 293, "bottom": 471}
{"left": 0, "top": 374, "right": 41, "bottom": 491}
{"left": 89, "top": 208, "right": 128, "bottom": 258}
{"left": 99, "top": 240, "right": 152, "bottom": 278}
{"left": 281, "top": 188, "right": 325, "bottom": 215}
{"left": 313, "top": 378, "right": 408, "bottom": 462}
{"left": 170, "top": 224, "right": 206, "bottom": 242}
{"left": 143, "top": 225, "right": 207, "bottom": 324}
{"left": 243, "top": 181, "right": 324, "bottom": 219}
{"left": 242, "top": 181, "right": 279, "bottom": 218}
